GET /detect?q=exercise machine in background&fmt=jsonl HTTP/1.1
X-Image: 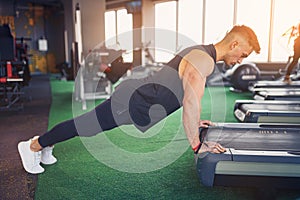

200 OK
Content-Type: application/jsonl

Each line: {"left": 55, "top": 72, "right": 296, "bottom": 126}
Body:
{"left": 234, "top": 100, "right": 300, "bottom": 123}
{"left": 75, "top": 46, "right": 132, "bottom": 110}
{"left": 0, "top": 24, "right": 30, "bottom": 111}
{"left": 248, "top": 80, "right": 300, "bottom": 92}
{"left": 207, "top": 62, "right": 262, "bottom": 92}
{"left": 72, "top": 3, "right": 132, "bottom": 110}
{"left": 253, "top": 88, "right": 300, "bottom": 101}
{"left": 207, "top": 59, "right": 300, "bottom": 92}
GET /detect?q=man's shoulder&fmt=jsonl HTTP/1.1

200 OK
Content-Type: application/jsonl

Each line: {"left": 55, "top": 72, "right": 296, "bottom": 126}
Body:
{"left": 184, "top": 49, "right": 214, "bottom": 64}
{"left": 183, "top": 44, "right": 216, "bottom": 60}
{"left": 182, "top": 49, "right": 215, "bottom": 78}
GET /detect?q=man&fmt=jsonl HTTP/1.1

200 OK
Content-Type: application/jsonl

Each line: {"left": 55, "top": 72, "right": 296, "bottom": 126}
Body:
{"left": 284, "top": 23, "right": 300, "bottom": 83}
{"left": 18, "top": 25, "right": 260, "bottom": 174}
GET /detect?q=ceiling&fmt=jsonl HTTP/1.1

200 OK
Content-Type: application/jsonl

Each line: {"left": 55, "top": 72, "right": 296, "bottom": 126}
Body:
{"left": 21, "top": 0, "right": 62, "bottom": 7}
{"left": 16, "top": 0, "right": 167, "bottom": 11}
{"left": 18, "top": 0, "right": 136, "bottom": 8}
{"left": 106, "top": 0, "right": 139, "bottom": 10}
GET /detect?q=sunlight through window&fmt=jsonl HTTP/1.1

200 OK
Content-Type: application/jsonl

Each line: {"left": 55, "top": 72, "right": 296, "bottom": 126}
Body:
{"left": 178, "top": 0, "right": 203, "bottom": 49}
{"left": 205, "top": 0, "right": 234, "bottom": 44}
{"left": 155, "top": 1, "right": 177, "bottom": 63}
{"left": 236, "top": 0, "right": 271, "bottom": 62}
{"left": 272, "top": 0, "right": 300, "bottom": 62}
{"left": 104, "top": 11, "right": 116, "bottom": 47}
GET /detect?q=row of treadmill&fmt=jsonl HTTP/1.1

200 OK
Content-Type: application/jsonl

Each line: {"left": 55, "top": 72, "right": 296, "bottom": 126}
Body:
{"left": 196, "top": 80, "right": 300, "bottom": 190}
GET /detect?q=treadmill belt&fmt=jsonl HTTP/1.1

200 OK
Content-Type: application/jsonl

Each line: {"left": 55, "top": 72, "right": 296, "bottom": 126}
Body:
{"left": 200, "top": 124, "right": 300, "bottom": 152}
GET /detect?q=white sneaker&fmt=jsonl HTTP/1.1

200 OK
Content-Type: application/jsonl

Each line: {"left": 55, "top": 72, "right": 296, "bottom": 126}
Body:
{"left": 41, "top": 146, "right": 57, "bottom": 165}
{"left": 18, "top": 139, "right": 44, "bottom": 174}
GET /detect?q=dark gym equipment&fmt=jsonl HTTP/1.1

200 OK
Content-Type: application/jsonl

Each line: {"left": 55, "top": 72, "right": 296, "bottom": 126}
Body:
{"left": 206, "top": 62, "right": 292, "bottom": 92}
{"left": 97, "top": 48, "right": 132, "bottom": 84}
{"left": 75, "top": 46, "right": 132, "bottom": 110}
{"left": 234, "top": 100, "right": 300, "bottom": 123}
{"left": 15, "top": 37, "right": 32, "bottom": 84}
{"left": 0, "top": 24, "right": 15, "bottom": 61}
{"left": 206, "top": 62, "right": 260, "bottom": 91}
{"left": 230, "top": 61, "right": 299, "bottom": 92}
{"left": 207, "top": 59, "right": 299, "bottom": 92}
{"left": 0, "top": 24, "right": 29, "bottom": 111}
{"left": 229, "top": 63, "right": 260, "bottom": 92}
{"left": 196, "top": 123, "right": 300, "bottom": 189}
{"left": 0, "top": 61, "right": 26, "bottom": 110}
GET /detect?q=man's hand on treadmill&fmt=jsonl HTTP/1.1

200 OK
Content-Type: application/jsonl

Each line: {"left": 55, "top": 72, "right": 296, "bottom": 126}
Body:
{"left": 198, "top": 141, "right": 226, "bottom": 154}
{"left": 197, "top": 120, "right": 226, "bottom": 153}
{"left": 199, "top": 120, "right": 214, "bottom": 128}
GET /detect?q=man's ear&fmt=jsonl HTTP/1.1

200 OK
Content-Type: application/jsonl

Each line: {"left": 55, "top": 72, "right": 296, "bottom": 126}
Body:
{"left": 230, "top": 41, "right": 239, "bottom": 50}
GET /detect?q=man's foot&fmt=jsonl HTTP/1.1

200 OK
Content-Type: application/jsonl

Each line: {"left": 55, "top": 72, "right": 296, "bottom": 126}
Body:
{"left": 41, "top": 146, "right": 57, "bottom": 165}
{"left": 18, "top": 138, "right": 44, "bottom": 174}
{"left": 283, "top": 76, "right": 292, "bottom": 84}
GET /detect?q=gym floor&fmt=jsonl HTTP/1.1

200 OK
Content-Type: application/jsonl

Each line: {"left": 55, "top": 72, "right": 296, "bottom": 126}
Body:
{"left": 0, "top": 74, "right": 51, "bottom": 200}
{"left": 1, "top": 74, "right": 300, "bottom": 199}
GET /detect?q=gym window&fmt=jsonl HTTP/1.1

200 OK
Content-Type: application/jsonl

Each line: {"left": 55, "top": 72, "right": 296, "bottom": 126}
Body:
{"left": 154, "top": 0, "right": 300, "bottom": 63}
{"left": 105, "top": 9, "right": 133, "bottom": 63}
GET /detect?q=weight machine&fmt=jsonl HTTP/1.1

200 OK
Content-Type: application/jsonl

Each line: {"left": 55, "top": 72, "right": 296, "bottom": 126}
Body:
{"left": 0, "top": 24, "right": 29, "bottom": 111}
{"left": 75, "top": 47, "right": 132, "bottom": 110}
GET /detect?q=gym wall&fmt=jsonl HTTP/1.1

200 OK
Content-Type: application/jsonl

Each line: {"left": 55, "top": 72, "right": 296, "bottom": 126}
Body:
{"left": 0, "top": 0, "right": 65, "bottom": 74}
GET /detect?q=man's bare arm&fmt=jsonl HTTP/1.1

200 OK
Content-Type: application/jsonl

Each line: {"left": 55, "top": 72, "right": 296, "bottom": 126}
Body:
{"left": 181, "top": 61, "right": 205, "bottom": 149}
{"left": 179, "top": 50, "right": 226, "bottom": 154}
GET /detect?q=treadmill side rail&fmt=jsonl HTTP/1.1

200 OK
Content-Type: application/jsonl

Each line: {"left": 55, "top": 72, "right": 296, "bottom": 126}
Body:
{"left": 215, "top": 161, "right": 300, "bottom": 177}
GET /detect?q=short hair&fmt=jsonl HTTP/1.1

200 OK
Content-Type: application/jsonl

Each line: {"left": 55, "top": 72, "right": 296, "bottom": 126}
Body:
{"left": 226, "top": 25, "right": 261, "bottom": 54}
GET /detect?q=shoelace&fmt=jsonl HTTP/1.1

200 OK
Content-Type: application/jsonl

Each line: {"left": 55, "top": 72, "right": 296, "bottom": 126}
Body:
{"left": 33, "top": 151, "right": 42, "bottom": 166}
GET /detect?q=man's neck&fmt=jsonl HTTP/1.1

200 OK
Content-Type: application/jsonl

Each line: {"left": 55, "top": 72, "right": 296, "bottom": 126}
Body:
{"left": 214, "top": 42, "right": 226, "bottom": 62}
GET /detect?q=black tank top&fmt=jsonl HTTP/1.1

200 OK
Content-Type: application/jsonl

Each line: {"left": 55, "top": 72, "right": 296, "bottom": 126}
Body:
{"left": 129, "top": 44, "right": 217, "bottom": 132}
{"left": 166, "top": 44, "right": 216, "bottom": 71}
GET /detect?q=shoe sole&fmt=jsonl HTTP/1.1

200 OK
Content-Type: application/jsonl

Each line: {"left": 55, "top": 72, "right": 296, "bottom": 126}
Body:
{"left": 41, "top": 158, "right": 57, "bottom": 165}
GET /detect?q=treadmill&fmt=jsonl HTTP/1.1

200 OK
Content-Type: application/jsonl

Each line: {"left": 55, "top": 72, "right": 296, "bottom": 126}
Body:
{"left": 253, "top": 89, "right": 300, "bottom": 101}
{"left": 234, "top": 100, "right": 300, "bottom": 123}
{"left": 249, "top": 80, "right": 300, "bottom": 92}
{"left": 196, "top": 123, "right": 300, "bottom": 188}
{"left": 252, "top": 87, "right": 300, "bottom": 93}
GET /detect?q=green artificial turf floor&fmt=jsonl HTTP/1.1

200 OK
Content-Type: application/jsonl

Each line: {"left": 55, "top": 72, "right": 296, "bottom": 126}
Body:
{"left": 35, "top": 78, "right": 300, "bottom": 200}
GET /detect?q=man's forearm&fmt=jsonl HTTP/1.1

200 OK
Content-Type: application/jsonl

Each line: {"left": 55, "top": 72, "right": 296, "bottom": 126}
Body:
{"left": 182, "top": 100, "right": 201, "bottom": 149}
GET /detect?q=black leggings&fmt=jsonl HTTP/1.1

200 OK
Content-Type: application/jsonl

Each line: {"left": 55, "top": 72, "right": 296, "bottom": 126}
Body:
{"left": 38, "top": 66, "right": 184, "bottom": 148}
{"left": 38, "top": 99, "right": 118, "bottom": 148}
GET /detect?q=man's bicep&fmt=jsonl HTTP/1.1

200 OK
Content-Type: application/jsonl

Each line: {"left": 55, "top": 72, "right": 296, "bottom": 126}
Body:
{"left": 182, "top": 63, "right": 206, "bottom": 101}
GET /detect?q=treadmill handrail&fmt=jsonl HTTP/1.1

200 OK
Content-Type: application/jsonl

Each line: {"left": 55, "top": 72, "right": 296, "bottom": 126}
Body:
{"left": 246, "top": 109, "right": 300, "bottom": 114}
{"left": 210, "top": 122, "right": 300, "bottom": 129}
{"left": 235, "top": 99, "right": 300, "bottom": 105}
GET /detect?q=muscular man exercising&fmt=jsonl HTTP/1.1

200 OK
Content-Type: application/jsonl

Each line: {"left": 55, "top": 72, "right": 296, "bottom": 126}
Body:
{"left": 18, "top": 25, "right": 260, "bottom": 174}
